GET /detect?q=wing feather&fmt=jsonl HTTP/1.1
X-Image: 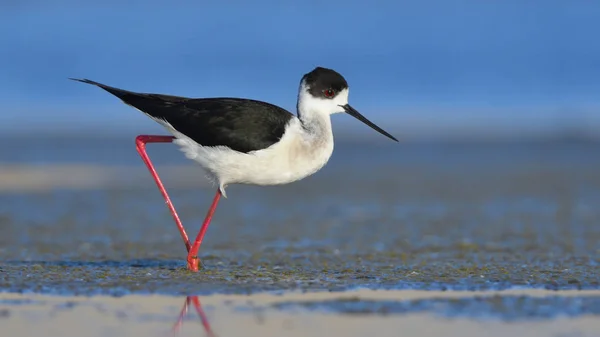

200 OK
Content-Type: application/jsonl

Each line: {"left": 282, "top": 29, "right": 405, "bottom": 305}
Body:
{"left": 71, "top": 78, "right": 294, "bottom": 153}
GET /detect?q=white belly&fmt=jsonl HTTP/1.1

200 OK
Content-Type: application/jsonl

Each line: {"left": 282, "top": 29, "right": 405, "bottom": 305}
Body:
{"left": 170, "top": 119, "right": 334, "bottom": 194}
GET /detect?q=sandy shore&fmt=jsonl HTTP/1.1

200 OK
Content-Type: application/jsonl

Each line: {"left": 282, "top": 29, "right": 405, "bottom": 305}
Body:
{"left": 0, "top": 164, "right": 211, "bottom": 192}
{"left": 2, "top": 289, "right": 599, "bottom": 337}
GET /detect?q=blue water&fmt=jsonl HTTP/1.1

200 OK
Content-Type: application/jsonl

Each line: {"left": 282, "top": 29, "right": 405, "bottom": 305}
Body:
{"left": 1, "top": 2, "right": 600, "bottom": 138}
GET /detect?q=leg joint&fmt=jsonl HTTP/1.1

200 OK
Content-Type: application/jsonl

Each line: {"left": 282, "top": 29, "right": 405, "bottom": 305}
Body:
{"left": 135, "top": 135, "right": 175, "bottom": 146}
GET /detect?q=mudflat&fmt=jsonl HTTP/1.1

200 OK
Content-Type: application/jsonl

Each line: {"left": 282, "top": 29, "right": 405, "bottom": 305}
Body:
{"left": 1, "top": 140, "right": 598, "bottom": 336}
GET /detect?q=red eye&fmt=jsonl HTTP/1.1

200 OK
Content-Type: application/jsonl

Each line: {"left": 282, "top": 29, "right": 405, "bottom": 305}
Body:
{"left": 323, "top": 89, "right": 335, "bottom": 98}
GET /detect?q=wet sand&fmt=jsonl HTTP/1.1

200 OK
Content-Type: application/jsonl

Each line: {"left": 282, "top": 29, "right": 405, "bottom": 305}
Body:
{"left": 1, "top": 140, "right": 599, "bottom": 336}
{"left": 2, "top": 289, "right": 600, "bottom": 337}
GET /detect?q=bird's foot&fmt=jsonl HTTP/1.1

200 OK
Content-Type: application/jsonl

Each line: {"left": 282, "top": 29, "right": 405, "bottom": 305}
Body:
{"left": 186, "top": 255, "right": 202, "bottom": 272}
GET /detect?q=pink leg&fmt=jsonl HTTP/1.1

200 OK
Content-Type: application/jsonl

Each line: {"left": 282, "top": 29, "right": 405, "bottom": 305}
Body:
{"left": 172, "top": 296, "right": 215, "bottom": 337}
{"left": 191, "top": 296, "right": 215, "bottom": 337}
{"left": 172, "top": 297, "right": 190, "bottom": 334}
{"left": 187, "top": 189, "right": 222, "bottom": 271}
{"left": 135, "top": 135, "right": 191, "bottom": 252}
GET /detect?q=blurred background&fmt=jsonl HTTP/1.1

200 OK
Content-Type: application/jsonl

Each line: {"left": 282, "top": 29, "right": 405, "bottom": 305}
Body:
{"left": 0, "top": 0, "right": 600, "bottom": 299}
{"left": 0, "top": 1, "right": 599, "bottom": 141}
{"left": 2, "top": 7, "right": 600, "bottom": 337}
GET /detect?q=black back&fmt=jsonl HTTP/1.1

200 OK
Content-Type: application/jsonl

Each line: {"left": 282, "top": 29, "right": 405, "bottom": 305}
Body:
{"left": 71, "top": 79, "right": 294, "bottom": 153}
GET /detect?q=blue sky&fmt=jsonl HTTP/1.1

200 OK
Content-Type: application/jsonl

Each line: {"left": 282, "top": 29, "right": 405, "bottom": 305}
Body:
{"left": 1, "top": 1, "right": 599, "bottom": 139}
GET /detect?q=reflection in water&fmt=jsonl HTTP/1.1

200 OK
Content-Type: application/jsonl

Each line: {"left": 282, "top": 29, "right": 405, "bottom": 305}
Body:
{"left": 172, "top": 296, "right": 216, "bottom": 337}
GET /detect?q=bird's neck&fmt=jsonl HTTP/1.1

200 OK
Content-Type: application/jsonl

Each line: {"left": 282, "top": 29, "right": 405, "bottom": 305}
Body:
{"left": 296, "top": 104, "right": 333, "bottom": 143}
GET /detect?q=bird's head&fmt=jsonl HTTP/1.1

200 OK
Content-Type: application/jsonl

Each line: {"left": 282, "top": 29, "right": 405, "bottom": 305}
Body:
{"left": 297, "top": 67, "right": 398, "bottom": 142}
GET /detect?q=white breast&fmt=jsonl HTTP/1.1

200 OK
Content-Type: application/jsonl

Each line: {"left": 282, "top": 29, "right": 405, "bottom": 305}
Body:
{"left": 170, "top": 117, "right": 334, "bottom": 196}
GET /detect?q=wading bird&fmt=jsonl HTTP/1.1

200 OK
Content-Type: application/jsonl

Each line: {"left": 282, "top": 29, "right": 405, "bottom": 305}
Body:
{"left": 71, "top": 67, "right": 398, "bottom": 271}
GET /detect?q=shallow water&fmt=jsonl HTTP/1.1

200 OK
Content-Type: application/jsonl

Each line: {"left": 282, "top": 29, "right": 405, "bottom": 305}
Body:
{"left": 0, "top": 138, "right": 599, "bottom": 335}
{"left": 2, "top": 290, "right": 600, "bottom": 337}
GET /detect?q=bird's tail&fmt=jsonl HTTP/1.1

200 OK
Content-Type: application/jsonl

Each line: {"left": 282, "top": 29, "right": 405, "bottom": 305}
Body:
{"left": 69, "top": 77, "right": 134, "bottom": 99}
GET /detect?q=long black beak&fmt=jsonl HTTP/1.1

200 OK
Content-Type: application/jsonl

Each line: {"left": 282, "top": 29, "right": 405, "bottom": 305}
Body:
{"left": 341, "top": 104, "right": 398, "bottom": 142}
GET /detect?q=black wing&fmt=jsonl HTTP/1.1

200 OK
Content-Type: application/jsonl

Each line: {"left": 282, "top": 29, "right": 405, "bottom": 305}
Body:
{"left": 71, "top": 78, "right": 295, "bottom": 153}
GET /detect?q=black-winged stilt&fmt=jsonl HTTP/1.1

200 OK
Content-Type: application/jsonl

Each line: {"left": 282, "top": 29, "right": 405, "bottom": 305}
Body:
{"left": 71, "top": 67, "right": 398, "bottom": 271}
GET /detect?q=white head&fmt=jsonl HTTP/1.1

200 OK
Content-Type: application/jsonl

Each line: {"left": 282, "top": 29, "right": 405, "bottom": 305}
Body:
{"left": 296, "top": 67, "right": 398, "bottom": 142}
